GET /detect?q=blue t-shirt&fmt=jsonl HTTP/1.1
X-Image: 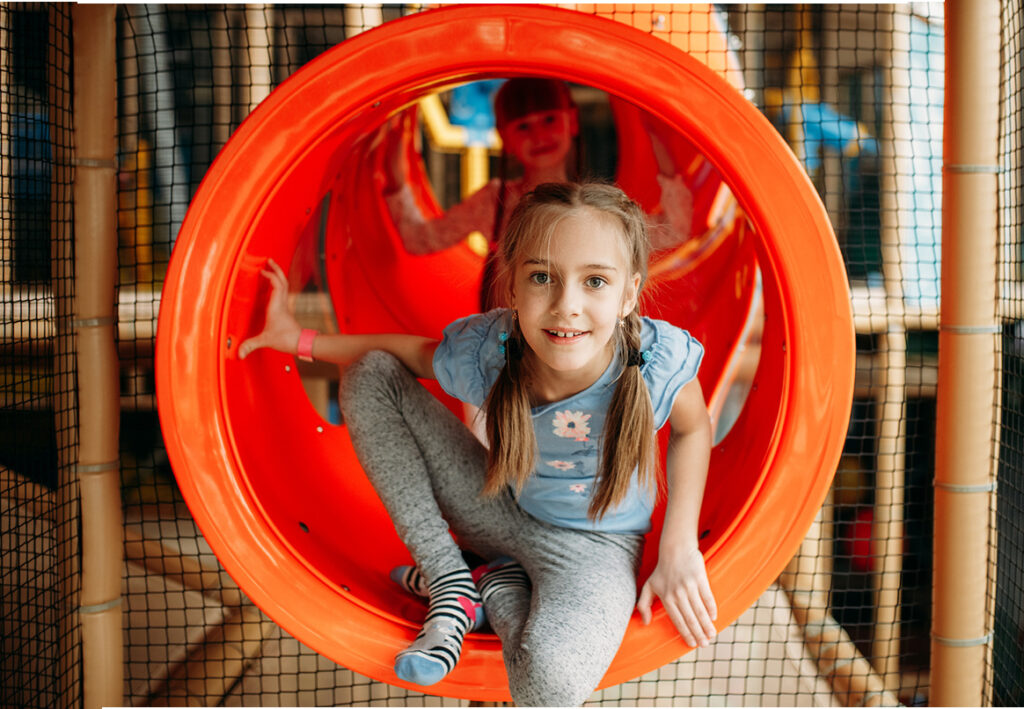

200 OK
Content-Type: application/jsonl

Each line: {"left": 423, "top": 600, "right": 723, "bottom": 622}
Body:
{"left": 433, "top": 309, "right": 703, "bottom": 535}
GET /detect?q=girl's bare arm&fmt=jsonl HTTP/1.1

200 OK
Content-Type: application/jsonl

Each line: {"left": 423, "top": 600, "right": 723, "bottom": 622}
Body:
{"left": 237, "top": 259, "right": 439, "bottom": 380}
{"left": 635, "top": 377, "right": 717, "bottom": 648}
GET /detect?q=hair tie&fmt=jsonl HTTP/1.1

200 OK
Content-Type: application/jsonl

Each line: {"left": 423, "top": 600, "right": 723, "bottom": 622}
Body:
{"left": 498, "top": 330, "right": 523, "bottom": 361}
{"left": 627, "top": 348, "right": 650, "bottom": 367}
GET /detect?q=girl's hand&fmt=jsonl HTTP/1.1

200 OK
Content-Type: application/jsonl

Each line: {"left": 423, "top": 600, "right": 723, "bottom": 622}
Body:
{"left": 651, "top": 172, "right": 695, "bottom": 250}
{"left": 382, "top": 112, "right": 413, "bottom": 194}
{"left": 640, "top": 112, "right": 678, "bottom": 178}
{"left": 636, "top": 545, "right": 717, "bottom": 649}
{"left": 238, "top": 259, "right": 302, "bottom": 360}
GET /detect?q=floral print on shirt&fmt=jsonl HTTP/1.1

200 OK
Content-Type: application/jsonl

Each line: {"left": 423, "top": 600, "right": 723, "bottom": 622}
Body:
{"left": 552, "top": 410, "right": 591, "bottom": 442}
{"left": 546, "top": 460, "right": 576, "bottom": 471}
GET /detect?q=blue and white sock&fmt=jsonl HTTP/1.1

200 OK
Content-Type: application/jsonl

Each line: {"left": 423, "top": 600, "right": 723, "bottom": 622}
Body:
{"left": 394, "top": 568, "right": 484, "bottom": 686}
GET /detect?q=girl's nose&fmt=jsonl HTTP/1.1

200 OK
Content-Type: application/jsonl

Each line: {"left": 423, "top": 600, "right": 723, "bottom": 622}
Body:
{"left": 551, "top": 284, "right": 581, "bottom": 317}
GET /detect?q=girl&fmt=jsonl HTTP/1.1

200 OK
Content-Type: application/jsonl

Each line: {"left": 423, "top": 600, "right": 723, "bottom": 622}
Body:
{"left": 239, "top": 182, "right": 716, "bottom": 706}
{"left": 383, "top": 78, "right": 694, "bottom": 310}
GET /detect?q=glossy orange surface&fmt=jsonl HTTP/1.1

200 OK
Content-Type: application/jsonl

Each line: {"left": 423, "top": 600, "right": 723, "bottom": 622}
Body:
{"left": 156, "top": 5, "right": 854, "bottom": 700}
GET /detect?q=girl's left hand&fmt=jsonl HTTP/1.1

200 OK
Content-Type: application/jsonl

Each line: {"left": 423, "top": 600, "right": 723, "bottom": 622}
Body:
{"left": 238, "top": 258, "right": 302, "bottom": 360}
{"left": 636, "top": 545, "right": 717, "bottom": 648}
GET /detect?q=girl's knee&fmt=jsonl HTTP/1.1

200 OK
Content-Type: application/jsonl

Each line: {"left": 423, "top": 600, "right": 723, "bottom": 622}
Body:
{"left": 508, "top": 646, "right": 598, "bottom": 707}
{"left": 338, "top": 350, "right": 405, "bottom": 410}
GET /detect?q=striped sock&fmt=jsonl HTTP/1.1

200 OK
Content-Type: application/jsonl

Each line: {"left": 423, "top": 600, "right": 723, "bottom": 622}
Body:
{"left": 473, "top": 557, "right": 531, "bottom": 603}
{"left": 392, "top": 558, "right": 530, "bottom": 602}
{"left": 390, "top": 564, "right": 428, "bottom": 597}
{"left": 387, "top": 565, "right": 428, "bottom": 598}
{"left": 394, "top": 568, "right": 484, "bottom": 686}
{"left": 391, "top": 550, "right": 486, "bottom": 599}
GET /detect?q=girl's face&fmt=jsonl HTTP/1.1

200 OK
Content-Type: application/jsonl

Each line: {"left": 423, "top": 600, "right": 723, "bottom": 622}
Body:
{"left": 511, "top": 208, "right": 641, "bottom": 389}
{"left": 499, "top": 109, "right": 578, "bottom": 171}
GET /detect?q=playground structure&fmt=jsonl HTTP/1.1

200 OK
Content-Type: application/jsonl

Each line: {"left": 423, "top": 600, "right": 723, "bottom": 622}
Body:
{"left": 157, "top": 4, "right": 855, "bottom": 700}
{"left": 1, "top": 3, "right": 1022, "bottom": 708}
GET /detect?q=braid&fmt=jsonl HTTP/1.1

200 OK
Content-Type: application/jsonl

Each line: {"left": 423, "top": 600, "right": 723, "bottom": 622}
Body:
{"left": 483, "top": 318, "right": 536, "bottom": 497}
{"left": 485, "top": 182, "right": 655, "bottom": 517}
{"left": 590, "top": 310, "right": 658, "bottom": 520}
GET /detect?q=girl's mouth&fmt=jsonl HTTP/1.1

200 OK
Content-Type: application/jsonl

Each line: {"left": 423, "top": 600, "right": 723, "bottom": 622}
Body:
{"left": 545, "top": 329, "right": 587, "bottom": 342}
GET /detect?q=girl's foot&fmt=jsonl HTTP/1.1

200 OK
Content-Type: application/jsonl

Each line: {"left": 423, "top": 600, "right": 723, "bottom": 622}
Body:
{"left": 390, "top": 564, "right": 428, "bottom": 597}
{"left": 394, "top": 568, "right": 484, "bottom": 685}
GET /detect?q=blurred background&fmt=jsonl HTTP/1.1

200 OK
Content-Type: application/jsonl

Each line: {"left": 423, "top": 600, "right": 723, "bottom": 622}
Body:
{"left": 2, "top": 3, "right": 1023, "bottom": 707}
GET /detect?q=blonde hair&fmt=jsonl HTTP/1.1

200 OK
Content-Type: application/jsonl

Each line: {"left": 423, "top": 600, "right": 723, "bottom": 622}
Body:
{"left": 483, "top": 182, "right": 658, "bottom": 520}
{"left": 481, "top": 79, "right": 583, "bottom": 309}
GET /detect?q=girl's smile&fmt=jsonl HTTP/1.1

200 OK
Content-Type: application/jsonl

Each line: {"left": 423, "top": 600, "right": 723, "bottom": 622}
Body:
{"left": 544, "top": 328, "right": 587, "bottom": 342}
{"left": 513, "top": 208, "right": 641, "bottom": 401}
{"left": 500, "top": 109, "right": 578, "bottom": 172}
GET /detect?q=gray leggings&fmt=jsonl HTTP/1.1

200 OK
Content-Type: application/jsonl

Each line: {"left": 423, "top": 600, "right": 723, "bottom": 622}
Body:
{"left": 339, "top": 351, "right": 644, "bottom": 706}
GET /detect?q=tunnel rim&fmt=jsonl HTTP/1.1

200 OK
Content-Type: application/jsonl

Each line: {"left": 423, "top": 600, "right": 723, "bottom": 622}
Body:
{"left": 157, "top": 5, "right": 854, "bottom": 699}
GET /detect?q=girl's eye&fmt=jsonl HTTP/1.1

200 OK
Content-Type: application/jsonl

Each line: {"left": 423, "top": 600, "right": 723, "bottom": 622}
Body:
{"left": 530, "top": 272, "right": 551, "bottom": 285}
{"left": 585, "top": 277, "right": 607, "bottom": 289}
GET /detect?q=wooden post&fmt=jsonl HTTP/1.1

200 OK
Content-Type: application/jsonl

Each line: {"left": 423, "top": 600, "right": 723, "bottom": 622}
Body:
{"left": 1, "top": 4, "right": 10, "bottom": 298}
{"left": 47, "top": 6, "right": 81, "bottom": 708}
{"left": 870, "top": 328, "right": 906, "bottom": 689}
{"left": 780, "top": 498, "right": 900, "bottom": 706}
{"left": 71, "top": 6, "right": 124, "bottom": 708}
{"left": 343, "top": 4, "right": 384, "bottom": 37}
{"left": 931, "top": 1, "right": 1000, "bottom": 705}
{"left": 871, "top": 6, "right": 914, "bottom": 689}
{"left": 211, "top": 9, "right": 232, "bottom": 152}
{"left": 244, "top": 5, "right": 273, "bottom": 112}
{"left": 728, "top": 5, "right": 765, "bottom": 110}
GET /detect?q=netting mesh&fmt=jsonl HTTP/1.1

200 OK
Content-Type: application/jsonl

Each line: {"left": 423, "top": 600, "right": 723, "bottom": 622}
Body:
{"left": 4, "top": 3, "right": 1024, "bottom": 706}
{"left": 1, "top": 4, "right": 80, "bottom": 708}
{"left": 993, "top": 0, "right": 1024, "bottom": 705}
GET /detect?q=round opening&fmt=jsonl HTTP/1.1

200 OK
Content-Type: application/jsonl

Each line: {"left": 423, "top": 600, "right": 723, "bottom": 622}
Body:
{"left": 157, "top": 6, "right": 853, "bottom": 700}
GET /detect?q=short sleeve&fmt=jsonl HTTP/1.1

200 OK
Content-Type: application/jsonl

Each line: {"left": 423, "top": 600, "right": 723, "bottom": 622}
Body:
{"left": 432, "top": 309, "right": 509, "bottom": 407}
{"left": 639, "top": 317, "right": 704, "bottom": 429}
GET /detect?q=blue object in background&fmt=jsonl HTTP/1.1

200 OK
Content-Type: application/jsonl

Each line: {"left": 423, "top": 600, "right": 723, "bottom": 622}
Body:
{"left": 777, "top": 11, "right": 942, "bottom": 308}
{"left": 11, "top": 111, "right": 52, "bottom": 284}
{"left": 448, "top": 79, "right": 503, "bottom": 147}
{"left": 900, "top": 13, "right": 944, "bottom": 308}
{"left": 12, "top": 111, "right": 51, "bottom": 199}
{"left": 328, "top": 396, "right": 342, "bottom": 426}
{"left": 784, "top": 99, "right": 878, "bottom": 176}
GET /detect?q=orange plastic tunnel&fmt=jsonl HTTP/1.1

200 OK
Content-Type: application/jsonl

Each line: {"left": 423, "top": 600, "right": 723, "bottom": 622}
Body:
{"left": 156, "top": 6, "right": 855, "bottom": 701}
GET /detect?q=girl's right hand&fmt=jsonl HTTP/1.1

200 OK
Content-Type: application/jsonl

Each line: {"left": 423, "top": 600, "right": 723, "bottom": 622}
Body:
{"left": 238, "top": 259, "right": 302, "bottom": 359}
{"left": 382, "top": 112, "right": 413, "bottom": 194}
